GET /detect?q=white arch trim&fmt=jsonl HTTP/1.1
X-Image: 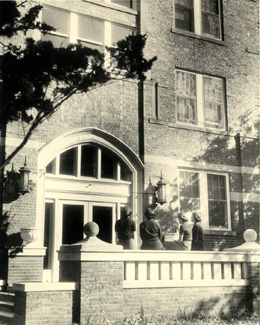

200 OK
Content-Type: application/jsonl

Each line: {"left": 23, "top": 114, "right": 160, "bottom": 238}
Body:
{"left": 36, "top": 127, "right": 144, "bottom": 251}
{"left": 38, "top": 127, "right": 144, "bottom": 172}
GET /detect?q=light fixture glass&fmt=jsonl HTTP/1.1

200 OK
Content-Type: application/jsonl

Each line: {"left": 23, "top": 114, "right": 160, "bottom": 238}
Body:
{"left": 18, "top": 156, "right": 31, "bottom": 194}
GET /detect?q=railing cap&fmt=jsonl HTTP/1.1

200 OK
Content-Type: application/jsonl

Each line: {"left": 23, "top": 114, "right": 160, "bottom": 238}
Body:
{"left": 225, "top": 229, "right": 260, "bottom": 252}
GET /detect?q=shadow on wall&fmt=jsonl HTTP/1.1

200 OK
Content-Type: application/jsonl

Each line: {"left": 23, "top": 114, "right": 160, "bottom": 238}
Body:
{"left": 0, "top": 212, "right": 24, "bottom": 288}
{"left": 186, "top": 282, "right": 259, "bottom": 321}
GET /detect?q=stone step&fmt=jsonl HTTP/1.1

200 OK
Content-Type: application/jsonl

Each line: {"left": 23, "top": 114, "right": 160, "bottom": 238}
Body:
{"left": 0, "top": 292, "right": 15, "bottom": 322}
{"left": 0, "top": 292, "right": 15, "bottom": 303}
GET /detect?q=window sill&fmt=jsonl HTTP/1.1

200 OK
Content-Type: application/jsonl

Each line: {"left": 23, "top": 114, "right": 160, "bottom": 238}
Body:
{"left": 204, "top": 229, "right": 236, "bottom": 236}
{"left": 82, "top": 0, "right": 138, "bottom": 15}
{"left": 171, "top": 28, "right": 226, "bottom": 47}
{"left": 168, "top": 122, "right": 228, "bottom": 135}
{"left": 148, "top": 118, "right": 163, "bottom": 125}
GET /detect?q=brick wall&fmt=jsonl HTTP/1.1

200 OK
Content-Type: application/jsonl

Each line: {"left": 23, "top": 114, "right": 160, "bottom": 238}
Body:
{"left": 7, "top": 256, "right": 44, "bottom": 286}
{"left": 60, "top": 260, "right": 124, "bottom": 322}
{"left": 14, "top": 289, "right": 76, "bottom": 325}
{"left": 123, "top": 286, "right": 250, "bottom": 319}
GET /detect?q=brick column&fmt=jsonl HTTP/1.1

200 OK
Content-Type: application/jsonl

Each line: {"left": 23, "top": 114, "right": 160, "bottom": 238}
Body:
{"left": 59, "top": 222, "right": 124, "bottom": 324}
{"left": 7, "top": 247, "right": 46, "bottom": 287}
{"left": 226, "top": 229, "right": 260, "bottom": 315}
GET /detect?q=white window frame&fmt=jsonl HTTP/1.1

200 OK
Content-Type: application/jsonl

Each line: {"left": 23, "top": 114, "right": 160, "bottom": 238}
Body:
{"left": 45, "top": 144, "right": 131, "bottom": 183}
{"left": 38, "top": 6, "right": 135, "bottom": 48}
{"left": 175, "top": 69, "right": 226, "bottom": 130}
{"left": 178, "top": 168, "right": 231, "bottom": 231}
{"left": 173, "top": 0, "right": 222, "bottom": 41}
{"left": 106, "top": 0, "right": 137, "bottom": 10}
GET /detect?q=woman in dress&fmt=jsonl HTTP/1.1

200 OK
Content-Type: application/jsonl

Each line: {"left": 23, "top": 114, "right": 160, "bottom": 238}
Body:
{"left": 115, "top": 205, "right": 136, "bottom": 249}
{"left": 140, "top": 208, "right": 164, "bottom": 250}
{"left": 191, "top": 212, "right": 205, "bottom": 251}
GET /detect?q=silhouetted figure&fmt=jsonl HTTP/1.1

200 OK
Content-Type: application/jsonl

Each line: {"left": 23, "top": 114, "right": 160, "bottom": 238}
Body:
{"left": 115, "top": 205, "right": 136, "bottom": 249}
{"left": 171, "top": 213, "right": 192, "bottom": 250}
{"left": 191, "top": 212, "right": 204, "bottom": 251}
{"left": 140, "top": 208, "right": 164, "bottom": 250}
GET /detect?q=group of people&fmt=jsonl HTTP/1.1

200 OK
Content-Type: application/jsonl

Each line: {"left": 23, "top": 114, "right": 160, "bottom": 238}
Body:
{"left": 115, "top": 206, "right": 204, "bottom": 251}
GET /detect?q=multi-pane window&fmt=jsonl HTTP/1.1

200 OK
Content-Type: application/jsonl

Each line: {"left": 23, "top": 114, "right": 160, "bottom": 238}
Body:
{"left": 174, "top": 0, "right": 222, "bottom": 40}
{"left": 207, "top": 174, "right": 227, "bottom": 227}
{"left": 111, "top": 24, "right": 134, "bottom": 45}
{"left": 178, "top": 170, "right": 230, "bottom": 229}
{"left": 109, "top": 0, "right": 137, "bottom": 10}
{"left": 41, "top": 6, "right": 135, "bottom": 49}
{"left": 179, "top": 171, "right": 200, "bottom": 212}
{"left": 46, "top": 145, "right": 131, "bottom": 182}
{"left": 175, "top": 0, "right": 194, "bottom": 32}
{"left": 78, "top": 16, "right": 104, "bottom": 51}
{"left": 41, "top": 7, "right": 69, "bottom": 47}
{"left": 176, "top": 70, "right": 225, "bottom": 130}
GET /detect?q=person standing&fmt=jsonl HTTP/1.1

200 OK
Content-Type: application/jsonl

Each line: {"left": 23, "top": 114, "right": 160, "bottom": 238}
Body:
{"left": 191, "top": 212, "right": 205, "bottom": 251}
{"left": 171, "top": 213, "right": 192, "bottom": 250}
{"left": 115, "top": 205, "right": 136, "bottom": 249}
{"left": 140, "top": 208, "right": 164, "bottom": 250}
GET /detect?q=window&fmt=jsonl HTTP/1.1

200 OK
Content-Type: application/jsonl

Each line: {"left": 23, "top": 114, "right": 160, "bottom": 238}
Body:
{"left": 78, "top": 16, "right": 104, "bottom": 51}
{"left": 178, "top": 169, "right": 230, "bottom": 229}
{"left": 41, "top": 7, "right": 69, "bottom": 47}
{"left": 176, "top": 70, "right": 226, "bottom": 130}
{"left": 46, "top": 144, "right": 131, "bottom": 181}
{"left": 111, "top": 24, "right": 134, "bottom": 46}
{"left": 174, "top": 0, "right": 222, "bottom": 40}
{"left": 41, "top": 6, "right": 135, "bottom": 49}
{"left": 110, "top": 0, "right": 137, "bottom": 10}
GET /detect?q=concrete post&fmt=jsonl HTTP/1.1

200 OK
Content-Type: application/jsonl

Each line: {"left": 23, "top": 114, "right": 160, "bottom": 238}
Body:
{"left": 226, "top": 229, "right": 260, "bottom": 315}
{"left": 58, "top": 222, "right": 124, "bottom": 324}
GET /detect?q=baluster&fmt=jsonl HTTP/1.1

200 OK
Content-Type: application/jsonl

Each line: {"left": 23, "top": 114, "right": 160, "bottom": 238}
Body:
{"left": 233, "top": 262, "right": 242, "bottom": 279}
{"left": 161, "top": 262, "right": 170, "bottom": 281}
{"left": 138, "top": 262, "right": 148, "bottom": 281}
{"left": 183, "top": 262, "right": 192, "bottom": 280}
{"left": 125, "top": 261, "right": 136, "bottom": 281}
{"left": 203, "top": 262, "right": 212, "bottom": 279}
{"left": 213, "top": 262, "right": 222, "bottom": 280}
{"left": 223, "top": 262, "right": 232, "bottom": 280}
{"left": 150, "top": 262, "right": 159, "bottom": 280}
{"left": 193, "top": 262, "right": 202, "bottom": 280}
{"left": 172, "top": 262, "right": 181, "bottom": 280}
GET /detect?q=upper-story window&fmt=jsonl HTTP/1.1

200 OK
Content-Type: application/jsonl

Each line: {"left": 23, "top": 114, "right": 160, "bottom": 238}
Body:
{"left": 46, "top": 144, "right": 131, "bottom": 182}
{"left": 41, "top": 6, "right": 135, "bottom": 49}
{"left": 78, "top": 15, "right": 104, "bottom": 51}
{"left": 176, "top": 69, "right": 226, "bottom": 130}
{"left": 110, "top": 0, "right": 137, "bottom": 10}
{"left": 41, "top": 7, "right": 70, "bottom": 47}
{"left": 174, "top": 0, "right": 222, "bottom": 40}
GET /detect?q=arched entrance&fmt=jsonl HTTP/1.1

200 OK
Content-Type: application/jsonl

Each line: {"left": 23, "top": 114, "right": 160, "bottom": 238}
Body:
{"left": 37, "top": 128, "right": 143, "bottom": 281}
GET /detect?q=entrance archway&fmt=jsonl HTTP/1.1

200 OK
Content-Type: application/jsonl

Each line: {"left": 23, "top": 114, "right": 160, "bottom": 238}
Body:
{"left": 37, "top": 127, "right": 143, "bottom": 281}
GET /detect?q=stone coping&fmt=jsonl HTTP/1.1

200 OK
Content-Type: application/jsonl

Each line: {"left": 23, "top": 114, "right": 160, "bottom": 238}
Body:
{"left": 58, "top": 249, "right": 260, "bottom": 263}
{"left": 8, "top": 247, "right": 46, "bottom": 256}
{"left": 13, "top": 282, "right": 79, "bottom": 292}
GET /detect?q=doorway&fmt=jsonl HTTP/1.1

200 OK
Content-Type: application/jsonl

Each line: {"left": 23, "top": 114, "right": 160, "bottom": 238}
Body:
{"left": 92, "top": 206, "right": 113, "bottom": 243}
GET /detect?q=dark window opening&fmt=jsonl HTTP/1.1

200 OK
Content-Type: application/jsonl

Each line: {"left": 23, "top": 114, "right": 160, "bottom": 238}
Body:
{"left": 101, "top": 150, "right": 117, "bottom": 179}
{"left": 81, "top": 145, "right": 97, "bottom": 177}
{"left": 62, "top": 205, "right": 84, "bottom": 244}
{"left": 59, "top": 147, "right": 77, "bottom": 176}
{"left": 46, "top": 158, "right": 56, "bottom": 174}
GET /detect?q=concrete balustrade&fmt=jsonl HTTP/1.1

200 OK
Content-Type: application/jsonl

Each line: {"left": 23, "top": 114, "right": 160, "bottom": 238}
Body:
{"left": 10, "top": 225, "right": 260, "bottom": 324}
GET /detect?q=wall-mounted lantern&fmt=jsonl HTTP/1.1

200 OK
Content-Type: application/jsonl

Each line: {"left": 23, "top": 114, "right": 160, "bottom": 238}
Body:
{"left": 18, "top": 156, "right": 31, "bottom": 194}
{"left": 156, "top": 173, "right": 167, "bottom": 205}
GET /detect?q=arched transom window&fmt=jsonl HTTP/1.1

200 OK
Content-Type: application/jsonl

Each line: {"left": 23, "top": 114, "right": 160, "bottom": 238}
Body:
{"left": 46, "top": 144, "right": 131, "bottom": 181}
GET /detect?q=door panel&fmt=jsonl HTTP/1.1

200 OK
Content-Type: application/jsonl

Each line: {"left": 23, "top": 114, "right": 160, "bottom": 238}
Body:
{"left": 62, "top": 204, "right": 84, "bottom": 244}
{"left": 93, "top": 206, "right": 113, "bottom": 243}
{"left": 44, "top": 202, "right": 54, "bottom": 270}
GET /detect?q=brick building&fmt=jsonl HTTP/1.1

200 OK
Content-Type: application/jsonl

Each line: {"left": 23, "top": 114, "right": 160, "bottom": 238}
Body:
{"left": 1, "top": 0, "right": 259, "bottom": 284}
